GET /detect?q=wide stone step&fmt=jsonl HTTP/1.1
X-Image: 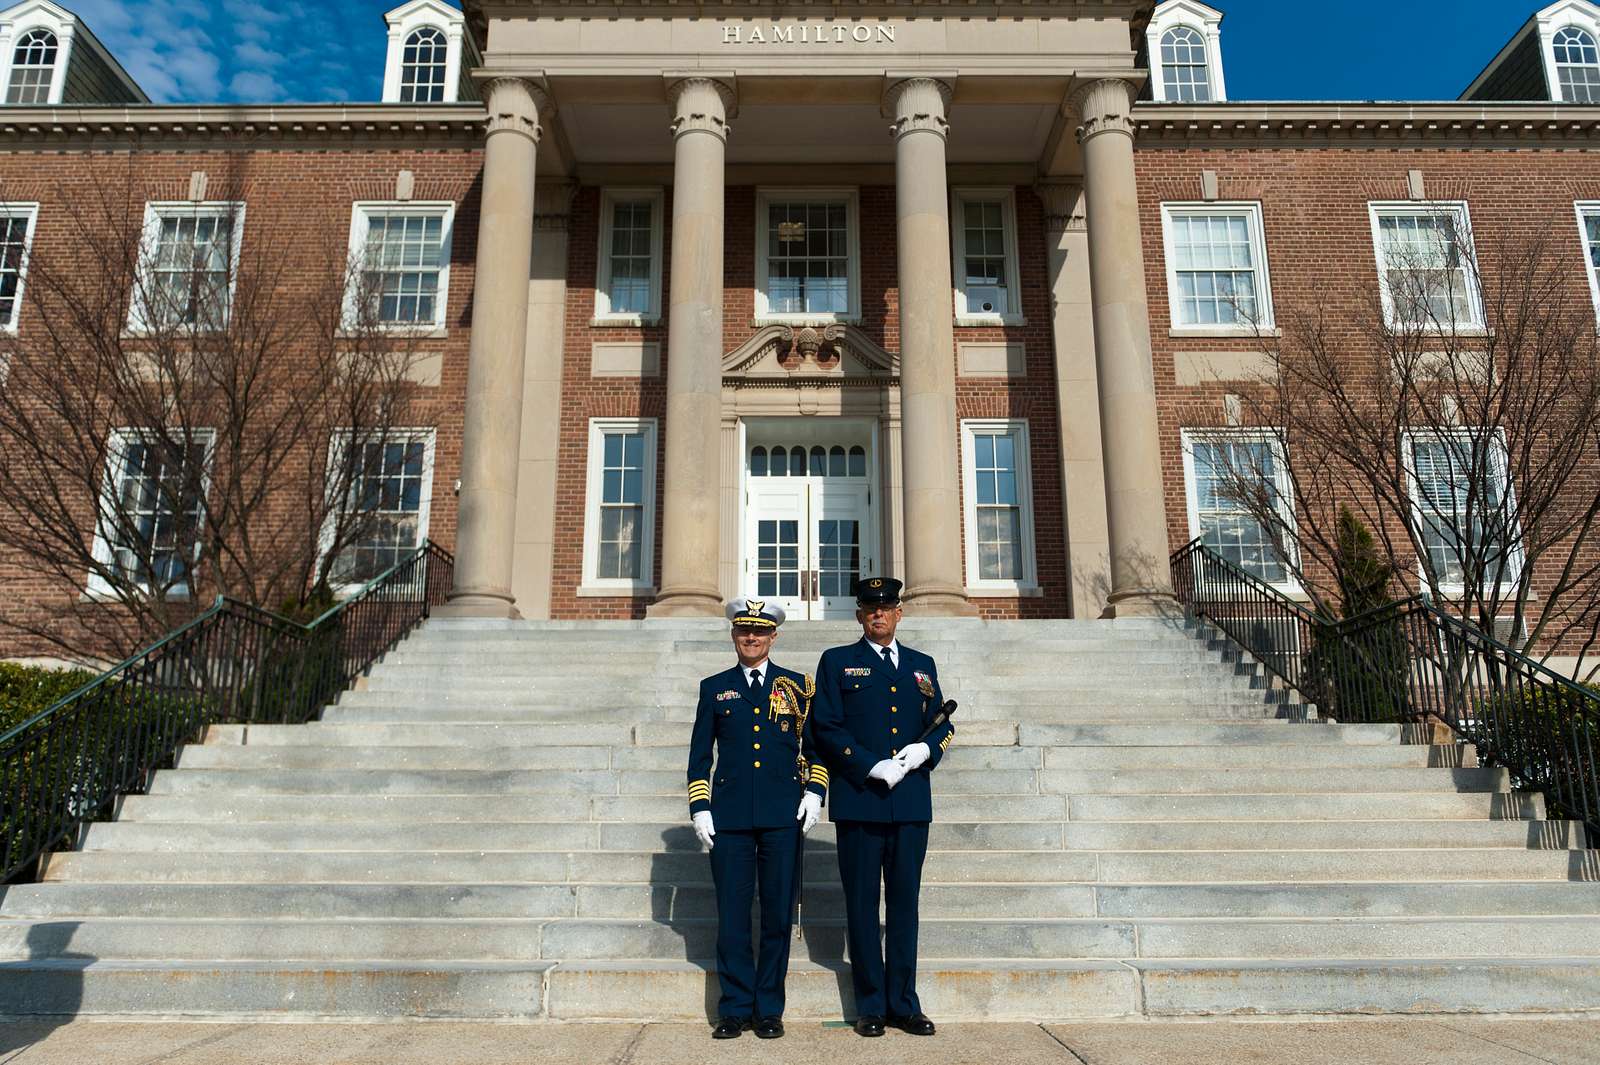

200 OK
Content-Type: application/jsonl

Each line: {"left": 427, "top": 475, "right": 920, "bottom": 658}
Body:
{"left": 358, "top": 671, "right": 1261, "bottom": 694}
{"left": 1068, "top": 791, "right": 1544, "bottom": 821}
{"left": 39, "top": 847, "right": 1594, "bottom": 886}
{"left": 375, "top": 652, "right": 1243, "bottom": 673}
{"left": 334, "top": 689, "right": 1283, "bottom": 711}
{"left": 140, "top": 765, "right": 1510, "bottom": 798}
{"left": 1057, "top": 819, "right": 1587, "bottom": 850}
{"left": 321, "top": 701, "right": 1289, "bottom": 725}
{"left": 1016, "top": 722, "right": 1401, "bottom": 746}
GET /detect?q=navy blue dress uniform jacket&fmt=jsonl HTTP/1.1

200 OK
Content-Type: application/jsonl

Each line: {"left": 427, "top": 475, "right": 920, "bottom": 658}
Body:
{"left": 687, "top": 663, "right": 828, "bottom": 829}
{"left": 811, "top": 640, "right": 954, "bottom": 823}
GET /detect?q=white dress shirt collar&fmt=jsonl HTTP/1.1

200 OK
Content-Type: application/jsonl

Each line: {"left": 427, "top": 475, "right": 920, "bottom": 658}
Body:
{"left": 741, "top": 659, "right": 770, "bottom": 685}
{"left": 864, "top": 637, "right": 899, "bottom": 669}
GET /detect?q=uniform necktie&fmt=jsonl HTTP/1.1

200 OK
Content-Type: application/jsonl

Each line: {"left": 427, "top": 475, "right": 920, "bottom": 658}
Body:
{"left": 880, "top": 646, "right": 893, "bottom": 669}
{"left": 748, "top": 668, "right": 761, "bottom": 692}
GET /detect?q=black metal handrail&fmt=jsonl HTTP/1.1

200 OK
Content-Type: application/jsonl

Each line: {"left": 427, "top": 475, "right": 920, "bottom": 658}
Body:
{"left": 1171, "top": 538, "right": 1599, "bottom": 842}
{"left": 0, "top": 540, "right": 454, "bottom": 881}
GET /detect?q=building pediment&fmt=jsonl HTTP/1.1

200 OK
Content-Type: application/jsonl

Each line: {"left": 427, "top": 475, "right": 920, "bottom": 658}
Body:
{"left": 723, "top": 323, "right": 898, "bottom": 383}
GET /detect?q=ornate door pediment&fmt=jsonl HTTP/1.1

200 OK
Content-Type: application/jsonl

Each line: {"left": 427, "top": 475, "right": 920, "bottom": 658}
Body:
{"left": 722, "top": 324, "right": 898, "bottom": 385}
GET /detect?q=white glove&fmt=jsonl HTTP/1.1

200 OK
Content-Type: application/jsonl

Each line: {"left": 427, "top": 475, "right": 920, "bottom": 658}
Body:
{"left": 796, "top": 792, "right": 823, "bottom": 834}
{"left": 868, "top": 759, "right": 907, "bottom": 789}
{"left": 692, "top": 810, "right": 716, "bottom": 849}
{"left": 894, "top": 742, "right": 931, "bottom": 772}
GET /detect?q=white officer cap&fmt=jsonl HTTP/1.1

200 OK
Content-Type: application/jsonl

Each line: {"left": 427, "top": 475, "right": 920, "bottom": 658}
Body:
{"left": 725, "top": 597, "right": 786, "bottom": 630}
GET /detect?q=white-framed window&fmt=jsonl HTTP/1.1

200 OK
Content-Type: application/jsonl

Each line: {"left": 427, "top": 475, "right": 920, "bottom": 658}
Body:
{"left": 1368, "top": 202, "right": 1485, "bottom": 332}
{"left": 1553, "top": 25, "right": 1600, "bottom": 102}
{"left": 580, "top": 418, "right": 658, "bottom": 594}
{"left": 1403, "top": 428, "right": 1523, "bottom": 593}
{"left": 1576, "top": 202, "right": 1600, "bottom": 324}
{"left": 6, "top": 27, "right": 57, "bottom": 105}
{"left": 1159, "top": 26, "right": 1213, "bottom": 102}
{"left": 345, "top": 202, "right": 454, "bottom": 333}
{"left": 594, "top": 188, "right": 663, "bottom": 324}
{"left": 398, "top": 26, "right": 448, "bottom": 103}
{"left": 321, "top": 429, "right": 436, "bottom": 591}
{"left": 1181, "top": 429, "right": 1300, "bottom": 589}
{"left": 127, "top": 202, "right": 245, "bottom": 333}
{"left": 0, "top": 202, "right": 38, "bottom": 334}
{"left": 88, "top": 428, "right": 215, "bottom": 599}
{"left": 754, "top": 188, "right": 860, "bottom": 323}
{"left": 1160, "top": 202, "right": 1274, "bottom": 333}
{"left": 951, "top": 188, "right": 1023, "bottom": 325}
{"left": 960, "top": 419, "right": 1039, "bottom": 594}
{"left": 1145, "top": 0, "right": 1228, "bottom": 103}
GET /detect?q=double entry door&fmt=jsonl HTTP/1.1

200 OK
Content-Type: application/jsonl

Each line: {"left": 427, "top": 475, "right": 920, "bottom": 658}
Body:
{"left": 745, "top": 441, "right": 875, "bottom": 621}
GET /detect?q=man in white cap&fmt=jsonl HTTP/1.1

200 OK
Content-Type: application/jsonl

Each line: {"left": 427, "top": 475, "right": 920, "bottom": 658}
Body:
{"left": 686, "top": 598, "right": 828, "bottom": 1040}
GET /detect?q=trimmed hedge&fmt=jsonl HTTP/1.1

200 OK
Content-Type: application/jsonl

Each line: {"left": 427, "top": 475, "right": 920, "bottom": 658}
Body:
{"left": 0, "top": 662, "right": 98, "bottom": 736}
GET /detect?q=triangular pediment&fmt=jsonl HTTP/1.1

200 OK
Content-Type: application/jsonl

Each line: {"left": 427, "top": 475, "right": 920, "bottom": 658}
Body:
{"left": 723, "top": 323, "right": 898, "bottom": 382}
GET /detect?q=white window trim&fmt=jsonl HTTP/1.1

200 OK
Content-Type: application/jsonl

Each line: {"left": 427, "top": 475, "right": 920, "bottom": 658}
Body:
{"left": 593, "top": 187, "right": 664, "bottom": 326}
{"left": 1367, "top": 201, "right": 1487, "bottom": 335}
{"left": 1536, "top": 2, "right": 1600, "bottom": 102}
{"left": 960, "top": 418, "right": 1040, "bottom": 596}
{"left": 126, "top": 201, "right": 246, "bottom": 336}
{"left": 343, "top": 200, "right": 455, "bottom": 337}
{"left": 0, "top": 201, "right": 38, "bottom": 335}
{"left": 1181, "top": 427, "right": 1302, "bottom": 595}
{"left": 0, "top": 12, "right": 74, "bottom": 107}
{"left": 1401, "top": 426, "right": 1525, "bottom": 596}
{"left": 1575, "top": 201, "right": 1600, "bottom": 329}
{"left": 86, "top": 427, "right": 216, "bottom": 601}
{"left": 381, "top": 0, "right": 469, "bottom": 104}
{"left": 753, "top": 187, "right": 861, "bottom": 325}
{"left": 579, "top": 417, "right": 659, "bottom": 596}
{"left": 1160, "top": 201, "right": 1276, "bottom": 336}
{"left": 318, "top": 428, "right": 437, "bottom": 597}
{"left": 950, "top": 187, "right": 1024, "bottom": 326}
{"left": 1145, "top": 0, "right": 1228, "bottom": 103}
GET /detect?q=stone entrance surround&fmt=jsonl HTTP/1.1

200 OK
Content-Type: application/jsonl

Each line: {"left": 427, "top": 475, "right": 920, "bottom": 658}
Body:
{"left": 438, "top": 3, "right": 1179, "bottom": 621}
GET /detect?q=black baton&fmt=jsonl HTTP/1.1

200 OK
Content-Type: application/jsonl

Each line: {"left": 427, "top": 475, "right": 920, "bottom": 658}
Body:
{"left": 914, "top": 699, "right": 958, "bottom": 745}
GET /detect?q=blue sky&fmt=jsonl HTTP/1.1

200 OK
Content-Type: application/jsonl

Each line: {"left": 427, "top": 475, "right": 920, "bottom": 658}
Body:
{"left": 72, "top": 0, "right": 1538, "bottom": 105}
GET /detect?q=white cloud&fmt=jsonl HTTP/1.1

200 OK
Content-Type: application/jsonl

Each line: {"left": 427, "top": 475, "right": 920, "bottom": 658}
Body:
{"left": 228, "top": 71, "right": 279, "bottom": 99}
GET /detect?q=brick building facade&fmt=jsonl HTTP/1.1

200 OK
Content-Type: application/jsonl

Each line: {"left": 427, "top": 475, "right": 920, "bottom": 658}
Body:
{"left": 0, "top": 0, "right": 1598, "bottom": 664}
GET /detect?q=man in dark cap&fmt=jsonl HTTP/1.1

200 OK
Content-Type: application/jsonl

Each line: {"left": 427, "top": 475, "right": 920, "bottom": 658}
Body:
{"left": 687, "top": 598, "right": 828, "bottom": 1040}
{"left": 810, "top": 577, "right": 954, "bottom": 1037}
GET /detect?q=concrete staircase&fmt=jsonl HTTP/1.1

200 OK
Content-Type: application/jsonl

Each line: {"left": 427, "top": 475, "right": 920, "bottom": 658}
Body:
{"left": 1, "top": 617, "right": 1597, "bottom": 1020}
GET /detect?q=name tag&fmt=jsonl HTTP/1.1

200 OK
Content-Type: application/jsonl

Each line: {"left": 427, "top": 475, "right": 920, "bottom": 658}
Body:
{"left": 716, "top": 690, "right": 742, "bottom": 702}
{"left": 843, "top": 667, "right": 872, "bottom": 677}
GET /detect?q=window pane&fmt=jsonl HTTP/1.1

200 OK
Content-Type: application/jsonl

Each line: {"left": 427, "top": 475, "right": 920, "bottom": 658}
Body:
{"left": 1190, "top": 436, "right": 1293, "bottom": 584}
{"left": 399, "top": 26, "right": 448, "bottom": 103}
{"left": 1169, "top": 211, "right": 1260, "bottom": 326}
{"left": 848, "top": 445, "right": 866, "bottom": 476}
{"left": 764, "top": 199, "right": 850, "bottom": 314}
{"left": 750, "top": 446, "right": 767, "bottom": 477}
{"left": 360, "top": 210, "right": 447, "bottom": 325}
{"left": 332, "top": 434, "right": 430, "bottom": 584}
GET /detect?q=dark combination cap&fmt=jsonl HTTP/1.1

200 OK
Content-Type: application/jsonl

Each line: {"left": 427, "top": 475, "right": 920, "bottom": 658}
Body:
{"left": 853, "top": 576, "right": 903, "bottom": 606}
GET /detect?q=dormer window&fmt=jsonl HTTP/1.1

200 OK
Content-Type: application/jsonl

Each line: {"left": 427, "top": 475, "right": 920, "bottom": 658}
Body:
{"left": 399, "top": 26, "right": 448, "bottom": 103}
{"left": 1146, "top": 0, "right": 1228, "bottom": 103}
{"left": 381, "top": 1, "right": 480, "bottom": 104}
{"left": 1553, "top": 26, "right": 1600, "bottom": 101}
{"left": 6, "top": 27, "right": 55, "bottom": 104}
{"left": 1160, "top": 26, "right": 1212, "bottom": 102}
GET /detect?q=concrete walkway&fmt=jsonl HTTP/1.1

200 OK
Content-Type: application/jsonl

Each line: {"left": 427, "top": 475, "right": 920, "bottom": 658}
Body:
{"left": 0, "top": 1018, "right": 1598, "bottom": 1064}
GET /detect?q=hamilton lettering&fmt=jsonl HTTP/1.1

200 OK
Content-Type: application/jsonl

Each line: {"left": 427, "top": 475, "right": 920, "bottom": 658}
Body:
{"left": 722, "top": 23, "right": 896, "bottom": 45}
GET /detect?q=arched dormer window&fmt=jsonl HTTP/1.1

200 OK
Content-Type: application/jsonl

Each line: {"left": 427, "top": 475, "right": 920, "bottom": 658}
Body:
{"left": 1553, "top": 26, "right": 1600, "bottom": 102}
{"left": 6, "top": 28, "right": 57, "bottom": 105}
{"left": 399, "top": 26, "right": 448, "bottom": 103}
{"left": 1160, "top": 26, "right": 1212, "bottom": 102}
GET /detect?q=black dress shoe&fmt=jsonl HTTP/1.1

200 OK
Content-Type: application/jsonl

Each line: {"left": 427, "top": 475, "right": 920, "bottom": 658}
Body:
{"left": 890, "top": 1013, "right": 937, "bottom": 1036}
{"left": 854, "top": 1015, "right": 886, "bottom": 1037}
{"left": 712, "top": 1017, "right": 748, "bottom": 1039}
{"left": 753, "top": 1016, "right": 785, "bottom": 1039}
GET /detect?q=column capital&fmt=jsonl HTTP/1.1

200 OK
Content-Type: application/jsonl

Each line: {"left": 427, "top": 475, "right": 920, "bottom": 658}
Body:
{"left": 1034, "top": 181, "right": 1087, "bottom": 235}
{"left": 533, "top": 181, "right": 577, "bottom": 231}
{"left": 1066, "top": 77, "right": 1137, "bottom": 144}
{"left": 667, "top": 76, "right": 737, "bottom": 140}
{"left": 882, "top": 76, "right": 954, "bottom": 140}
{"left": 480, "top": 76, "right": 549, "bottom": 144}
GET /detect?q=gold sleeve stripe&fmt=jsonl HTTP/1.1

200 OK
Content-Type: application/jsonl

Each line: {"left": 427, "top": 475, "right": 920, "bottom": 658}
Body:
{"left": 940, "top": 733, "right": 953, "bottom": 752}
{"left": 808, "top": 765, "right": 830, "bottom": 786}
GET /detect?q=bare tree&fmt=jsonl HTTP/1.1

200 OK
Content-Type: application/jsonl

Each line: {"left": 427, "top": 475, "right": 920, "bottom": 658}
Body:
{"left": 0, "top": 155, "right": 428, "bottom": 663}
{"left": 1197, "top": 214, "right": 1600, "bottom": 674}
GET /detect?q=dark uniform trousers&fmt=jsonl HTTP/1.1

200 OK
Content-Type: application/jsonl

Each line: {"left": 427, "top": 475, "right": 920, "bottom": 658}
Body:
{"left": 687, "top": 662, "right": 827, "bottom": 1021}
{"left": 811, "top": 639, "right": 954, "bottom": 1020}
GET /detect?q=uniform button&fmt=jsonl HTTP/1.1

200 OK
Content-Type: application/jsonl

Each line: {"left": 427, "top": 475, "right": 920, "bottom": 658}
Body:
{"left": 754, "top": 761, "right": 762, "bottom": 768}
{"left": 891, "top": 728, "right": 898, "bottom": 734}
{"left": 754, "top": 725, "right": 761, "bottom": 732}
{"left": 890, "top": 686, "right": 897, "bottom": 693}
{"left": 753, "top": 743, "right": 761, "bottom": 750}
{"left": 844, "top": 747, "right": 852, "bottom": 756}
{"left": 891, "top": 707, "right": 898, "bottom": 713}
{"left": 892, "top": 748, "right": 899, "bottom": 755}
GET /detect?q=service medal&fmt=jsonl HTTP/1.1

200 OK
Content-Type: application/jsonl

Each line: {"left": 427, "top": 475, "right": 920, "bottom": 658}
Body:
{"left": 914, "top": 671, "right": 934, "bottom": 697}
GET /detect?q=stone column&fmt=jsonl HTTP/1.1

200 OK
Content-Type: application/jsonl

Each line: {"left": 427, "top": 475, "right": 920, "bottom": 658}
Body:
{"left": 511, "top": 182, "right": 575, "bottom": 618}
{"left": 442, "top": 77, "right": 546, "bottom": 618}
{"left": 1072, "top": 78, "right": 1176, "bottom": 616}
{"left": 1036, "top": 181, "right": 1112, "bottom": 618}
{"left": 885, "top": 77, "right": 976, "bottom": 616}
{"left": 648, "top": 77, "right": 735, "bottom": 618}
